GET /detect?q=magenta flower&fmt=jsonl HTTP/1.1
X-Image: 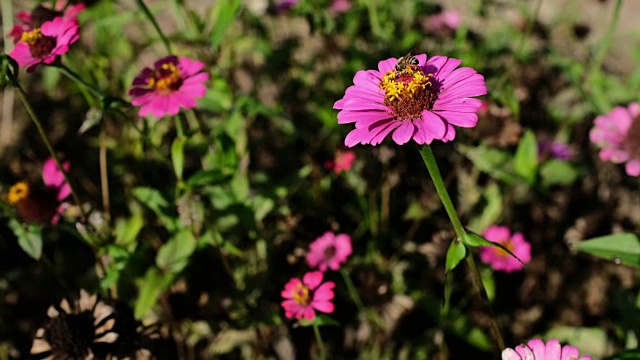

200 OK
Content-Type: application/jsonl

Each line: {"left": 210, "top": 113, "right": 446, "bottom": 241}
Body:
{"left": 423, "top": 10, "right": 461, "bottom": 33}
{"left": 334, "top": 53, "right": 486, "bottom": 147}
{"left": 8, "top": 16, "right": 79, "bottom": 72}
{"left": 281, "top": 271, "right": 335, "bottom": 320}
{"left": 9, "top": 2, "right": 84, "bottom": 43}
{"left": 502, "top": 338, "right": 592, "bottom": 360}
{"left": 589, "top": 103, "right": 640, "bottom": 176}
{"left": 479, "top": 225, "right": 531, "bottom": 273}
{"left": 128, "top": 56, "right": 209, "bottom": 118}
{"left": 306, "top": 232, "right": 352, "bottom": 271}
{"left": 325, "top": 150, "right": 356, "bottom": 174}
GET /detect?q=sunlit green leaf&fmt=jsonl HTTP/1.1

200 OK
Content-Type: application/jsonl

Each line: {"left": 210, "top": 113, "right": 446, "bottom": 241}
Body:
{"left": 171, "top": 136, "right": 187, "bottom": 180}
{"left": 298, "top": 314, "right": 340, "bottom": 327}
{"left": 8, "top": 219, "right": 42, "bottom": 260}
{"left": 572, "top": 233, "right": 640, "bottom": 268}
{"left": 445, "top": 239, "right": 466, "bottom": 273}
{"left": 134, "top": 267, "right": 175, "bottom": 319}
{"left": 540, "top": 159, "right": 579, "bottom": 187}
{"left": 156, "top": 230, "right": 198, "bottom": 273}
{"left": 514, "top": 130, "right": 537, "bottom": 183}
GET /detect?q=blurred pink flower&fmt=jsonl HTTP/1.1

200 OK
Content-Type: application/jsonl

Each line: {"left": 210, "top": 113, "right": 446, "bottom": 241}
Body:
{"left": 423, "top": 10, "right": 461, "bottom": 33}
{"left": 329, "top": 0, "right": 351, "bottom": 15}
{"left": 8, "top": 16, "right": 80, "bottom": 72}
{"left": 129, "top": 56, "right": 209, "bottom": 118}
{"left": 538, "top": 138, "right": 574, "bottom": 161}
{"left": 479, "top": 225, "right": 531, "bottom": 273}
{"left": 325, "top": 150, "right": 356, "bottom": 174}
{"left": 9, "top": 2, "right": 85, "bottom": 43}
{"left": 42, "top": 158, "right": 71, "bottom": 224}
{"left": 281, "top": 271, "right": 335, "bottom": 320}
{"left": 589, "top": 103, "right": 640, "bottom": 176}
{"left": 334, "top": 53, "right": 486, "bottom": 147}
{"left": 306, "top": 232, "right": 352, "bottom": 271}
{"left": 274, "top": 0, "right": 299, "bottom": 12}
{"left": 502, "top": 338, "right": 592, "bottom": 360}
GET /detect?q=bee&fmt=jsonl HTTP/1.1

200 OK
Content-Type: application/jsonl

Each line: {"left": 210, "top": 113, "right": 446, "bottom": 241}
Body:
{"left": 395, "top": 53, "right": 419, "bottom": 74}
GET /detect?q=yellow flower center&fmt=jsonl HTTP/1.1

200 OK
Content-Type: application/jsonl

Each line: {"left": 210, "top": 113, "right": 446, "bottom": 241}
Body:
{"left": 8, "top": 181, "right": 30, "bottom": 205}
{"left": 379, "top": 66, "right": 437, "bottom": 120}
{"left": 292, "top": 283, "right": 311, "bottom": 306}
{"left": 148, "top": 63, "right": 182, "bottom": 91}
{"left": 20, "top": 28, "right": 42, "bottom": 45}
{"left": 494, "top": 240, "right": 515, "bottom": 258}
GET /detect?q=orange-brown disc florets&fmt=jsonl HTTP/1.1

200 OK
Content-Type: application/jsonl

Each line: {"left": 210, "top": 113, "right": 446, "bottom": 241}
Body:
{"left": 379, "top": 66, "right": 438, "bottom": 121}
{"left": 148, "top": 62, "right": 182, "bottom": 92}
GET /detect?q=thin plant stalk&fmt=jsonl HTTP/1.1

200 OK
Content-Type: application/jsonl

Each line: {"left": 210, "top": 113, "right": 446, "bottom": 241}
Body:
{"left": 418, "top": 145, "right": 505, "bottom": 351}
{"left": 340, "top": 268, "right": 384, "bottom": 329}
{"left": 10, "top": 79, "right": 87, "bottom": 222}
{"left": 312, "top": 323, "right": 326, "bottom": 360}
{"left": 134, "top": 0, "right": 173, "bottom": 54}
{"left": 588, "top": 0, "right": 623, "bottom": 81}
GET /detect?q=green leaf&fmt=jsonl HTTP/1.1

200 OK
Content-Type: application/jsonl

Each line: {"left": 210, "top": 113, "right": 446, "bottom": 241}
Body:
{"left": 606, "top": 349, "right": 640, "bottom": 360}
{"left": 209, "top": 0, "right": 241, "bottom": 52}
{"left": 514, "top": 130, "right": 538, "bottom": 183}
{"left": 298, "top": 314, "right": 340, "bottom": 327}
{"left": 572, "top": 233, "right": 640, "bottom": 268}
{"left": 114, "top": 213, "right": 144, "bottom": 248}
{"left": 464, "top": 231, "right": 526, "bottom": 267}
{"left": 460, "top": 144, "right": 520, "bottom": 184}
{"left": 186, "top": 169, "right": 233, "bottom": 187}
{"left": 132, "top": 187, "right": 169, "bottom": 213}
{"left": 540, "top": 159, "right": 579, "bottom": 187}
{"left": 156, "top": 230, "right": 197, "bottom": 273}
{"left": 445, "top": 239, "right": 466, "bottom": 273}
{"left": 171, "top": 136, "right": 187, "bottom": 180}
{"left": 134, "top": 267, "right": 175, "bottom": 319}
{"left": 8, "top": 219, "right": 42, "bottom": 260}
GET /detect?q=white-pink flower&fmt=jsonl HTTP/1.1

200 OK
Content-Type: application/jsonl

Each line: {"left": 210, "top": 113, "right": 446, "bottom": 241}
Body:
{"left": 502, "top": 338, "right": 592, "bottom": 360}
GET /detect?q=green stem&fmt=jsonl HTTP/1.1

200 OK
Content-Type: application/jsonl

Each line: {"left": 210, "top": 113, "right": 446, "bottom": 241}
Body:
{"left": 312, "top": 323, "right": 326, "bottom": 360}
{"left": 11, "top": 79, "right": 87, "bottom": 222}
{"left": 340, "top": 269, "right": 365, "bottom": 313}
{"left": 418, "top": 145, "right": 505, "bottom": 351}
{"left": 134, "top": 0, "right": 173, "bottom": 54}
{"left": 515, "top": 0, "right": 544, "bottom": 59}
{"left": 588, "top": 0, "right": 623, "bottom": 80}
{"left": 55, "top": 63, "right": 105, "bottom": 100}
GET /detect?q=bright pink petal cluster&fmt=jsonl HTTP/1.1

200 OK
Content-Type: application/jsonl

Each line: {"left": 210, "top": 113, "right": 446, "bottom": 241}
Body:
{"left": 9, "top": 2, "right": 84, "bottom": 42}
{"left": 502, "top": 338, "right": 592, "bottom": 360}
{"left": 281, "top": 271, "right": 335, "bottom": 320}
{"left": 306, "top": 232, "right": 352, "bottom": 271}
{"left": 325, "top": 150, "right": 356, "bottom": 174}
{"left": 589, "top": 103, "right": 640, "bottom": 176}
{"left": 479, "top": 225, "right": 531, "bottom": 273}
{"left": 128, "top": 56, "right": 209, "bottom": 118}
{"left": 9, "top": 15, "right": 80, "bottom": 72}
{"left": 42, "top": 158, "right": 71, "bottom": 224}
{"left": 334, "top": 53, "right": 486, "bottom": 147}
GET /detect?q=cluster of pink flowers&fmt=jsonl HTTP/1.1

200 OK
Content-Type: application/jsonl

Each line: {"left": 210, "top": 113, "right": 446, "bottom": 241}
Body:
{"left": 479, "top": 225, "right": 531, "bottom": 273}
{"left": 280, "top": 232, "right": 352, "bottom": 321}
{"left": 502, "top": 338, "right": 592, "bottom": 360}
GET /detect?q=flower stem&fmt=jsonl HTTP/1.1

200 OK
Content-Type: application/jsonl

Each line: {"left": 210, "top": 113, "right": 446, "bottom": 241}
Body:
{"left": 588, "top": 0, "right": 622, "bottom": 81}
{"left": 418, "top": 145, "right": 505, "bottom": 351}
{"left": 10, "top": 79, "right": 87, "bottom": 222}
{"left": 312, "top": 323, "right": 326, "bottom": 360}
{"left": 340, "top": 268, "right": 365, "bottom": 312}
{"left": 134, "top": 0, "right": 173, "bottom": 54}
{"left": 55, "top": 63, "right": 105, "bottom": 100}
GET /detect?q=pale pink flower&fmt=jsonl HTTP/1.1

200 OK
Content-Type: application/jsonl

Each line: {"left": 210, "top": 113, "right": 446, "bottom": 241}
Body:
{"left": 334, "top": 53, "right": 486, "bottom": 147}
{"left": 128, "top": 56, "right": 209, "bottom": 118}
{"left": 479, "top": 225, "right": 531, "bottom": 273}
{"left": 423, "top": 10, "right": 461, "bottom": 33}
{"left": 502, "top": 338, "right": 592, "bottom": 360}
{"left": 325, "top": 150, "right": 356, "bottom": 174}
{"left": 306, "top": 232, "right": 352, "bottom": 271}
{"left": 281, "top": 271, "right": 335, "bottom": 320}
{"left": 329, "top": 0, "right": 351, "bottom": 15}
{"left": 589, "top": 103, "right": 640, "bottom": 176}
{"left": 9, "top": 16, "right": 80, "bottom": 72}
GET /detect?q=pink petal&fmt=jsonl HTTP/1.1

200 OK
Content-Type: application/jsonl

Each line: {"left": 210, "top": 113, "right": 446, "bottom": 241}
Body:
{"left": 545, "top": 339, "right": 562, "bottom": 360}
{"left": 311, "top": 300, "right": 334, "bottom": 314}
{"left": 501, "top": 348, "right": 523, "bottom": 360}
{"left": 420, "top": 111, "right": 447, "bottom": 139}
{"left": 625, "top": 160, "right": 640, "bottom": 176}
{"left": 560, "top": 345, "right": 580, "bottom": 360}
{"left": 303, "top": 271, "right": 324, "bottom": 289}
{"left": 391, "top": 121, "right": 416, "bottom": 145}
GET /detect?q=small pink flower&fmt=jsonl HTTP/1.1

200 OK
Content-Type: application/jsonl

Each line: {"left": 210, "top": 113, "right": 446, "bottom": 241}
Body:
{"left": 423, "top": 10, "right": 461, "bottom": 33}
{"left": 589, "top": 103, "right": 640, "bottom": 176}
{"left": 538, "top": 138, "right": 574, "bottom": 161}
{"left": 281, "top": 271, "right": 335, "bottom": 320}
{"left": 306, "top": 232, "right": 352, "bottom": 271}
{"left": 325, "top": 150, "right": 356, "bottom": 174}
{"left": 502, "top": 338, "right": 592, "bottom": 360}
{"left": 42, "top": 158, "right": 71, "bottom": 224}
{"left": 8, "top": 16, "right": 80, "bottom": 72}
{"left": 9, "top": 2, "right": 84, "bottom": 43}
{"left": 328, "top": 0, "right": 351, "bottom": 15}
{"left": 128, "top": 56, "right": 209, "bottom": 118}
{"left": 479, "top": 225, "right": 531, "bottom": 273}
{"left": 334, "top": 53, "right": 486, "bottom": 147}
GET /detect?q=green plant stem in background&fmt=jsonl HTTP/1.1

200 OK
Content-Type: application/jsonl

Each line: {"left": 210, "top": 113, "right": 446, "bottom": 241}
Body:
{"left": 56, "top": 63, "right": 105, "bottom": 100}
{"left": 10, "top": 79, "right": 87, "bottom": 222}
{"left": 588, "top": 0, "right": 623, "bottom": 81}
{"left": 312, "top": 323, "right": 326, "bottom": 360}
{"left": 134, "top": 0, "right": 173, "bottom": 54}
{"left": 515, "top": 0, "right": 544, "bottom": 59}
{"left": 340, "top": 268, "right": 385, "bottom": 329}
{"left": 418, "top": 145, "right": 505, "bottom": 351}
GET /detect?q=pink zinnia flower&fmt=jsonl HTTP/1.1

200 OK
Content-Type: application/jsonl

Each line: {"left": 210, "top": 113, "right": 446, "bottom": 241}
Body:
{"left": 589, "top": 103, "right": 640, "bottom": 176}
{"left": 334, "top": 53, "right": 486, "bottom": 147}
{"left": 423, "top": 10, "right": 461, "bottom": 33}
{"left": 325, "top": 150, "right": 356, "bottom": 174}
{"left": 502, "top": 338, "right": 592, "bottom": 360}
{"left": 328, "top": 0, "right": 351, "bottom": 15}
{"left": 9, "top": 2, "right": 84, "bottom": 43}
{"left": 479, "top": 225, "right": 531, "bottom": 273}
{"left": 8, "top": 16, "right": 79, "bottom": 72}
{"left": 128, "top": 55, "right": 209, "bottom": 118}
{"left": 306, "top": 232, "right": 352, "bottom": 271}
{"left": 281, "top": 271, "right": 335, "bottom": 320}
